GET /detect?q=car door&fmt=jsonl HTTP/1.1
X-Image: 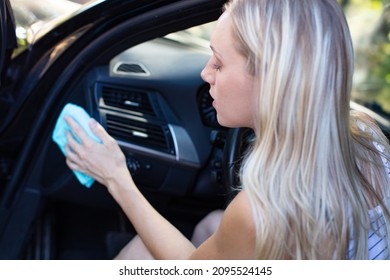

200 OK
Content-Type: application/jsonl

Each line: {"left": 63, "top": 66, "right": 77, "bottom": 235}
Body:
{"left": 0, "top": 0, "right": 17, "bottom": 107}
{"left": 0, "top": 0, "right": 227, "bottom": 260}
{"left": 0, "top": 0, "right": 16, "bottom": 82}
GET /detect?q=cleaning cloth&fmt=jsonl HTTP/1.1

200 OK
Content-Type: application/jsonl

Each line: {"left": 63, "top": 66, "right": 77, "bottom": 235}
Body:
{"left": 52, "top": 103, "right": 101, "bottom": 187}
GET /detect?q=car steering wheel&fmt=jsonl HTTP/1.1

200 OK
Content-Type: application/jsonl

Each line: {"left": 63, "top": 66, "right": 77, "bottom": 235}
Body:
{"left": 222, "top": 127, "right": 254, "bottom": 189}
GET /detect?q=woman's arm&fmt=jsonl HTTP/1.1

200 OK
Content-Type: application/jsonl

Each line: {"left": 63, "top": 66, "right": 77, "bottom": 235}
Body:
{"left": 64, "top": 116, "right": 256, "bottom": 259}
{"left": 189, "top": 190, "right": 256, "bottom": 259}
{"left": 64, "top": 116, "right": 196, "bottom": 259}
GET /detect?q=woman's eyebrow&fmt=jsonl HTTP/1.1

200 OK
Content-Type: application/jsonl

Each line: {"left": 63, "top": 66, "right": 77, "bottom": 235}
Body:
{"left": 210, "top": 45, "right": 223, "bottom": 60}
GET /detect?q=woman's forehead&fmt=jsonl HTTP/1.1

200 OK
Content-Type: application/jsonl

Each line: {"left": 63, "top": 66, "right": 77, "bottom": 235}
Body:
{"left": 210, "top": 12, "right": 234, "bottom": 54}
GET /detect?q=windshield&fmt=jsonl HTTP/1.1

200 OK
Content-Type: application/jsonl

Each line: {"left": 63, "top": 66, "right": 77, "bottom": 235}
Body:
{"left": 9, "top": 0, "right": 92, "bottom": 51}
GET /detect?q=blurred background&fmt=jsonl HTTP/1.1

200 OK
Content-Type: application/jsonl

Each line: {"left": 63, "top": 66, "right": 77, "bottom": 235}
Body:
{"left": 69, "top": 0, "right": 90, "bottom": 3}
{"left": 7, "top": 0, "right": 390, "bottom": 123}
{"left": 341, "top": 0, "right": 390, "bottom": 120}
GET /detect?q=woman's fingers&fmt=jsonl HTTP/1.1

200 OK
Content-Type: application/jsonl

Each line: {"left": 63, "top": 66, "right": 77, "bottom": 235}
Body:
{"left": 65, "top": 115, "right": 112, "bottom": 146}
{"left": 64, "top": 115, "right": 94, "bottom": 146}
{"left": 89, "top": 118, "right": 111, "bottom": 143}
{"left": 63, "top": 115, "right": 127, "bottom": 186}
{"left": 65, "top": 155, "right": 79, "bottom": 171}
{"left": 65, "top": 129, "right": 85, "bottom": 159}
{"left": 64, "top": 140, "right": 84, "bottom": 170}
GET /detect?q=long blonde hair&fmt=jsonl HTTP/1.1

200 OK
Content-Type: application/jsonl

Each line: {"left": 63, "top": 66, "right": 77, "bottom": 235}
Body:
{"left": 225, "top": 0, "right": 390, "bottom": 259}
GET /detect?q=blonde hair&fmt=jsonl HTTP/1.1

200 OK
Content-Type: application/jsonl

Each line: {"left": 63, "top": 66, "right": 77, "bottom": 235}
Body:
{"left": 225, "top": 0, "right": 390, "bottom": 259}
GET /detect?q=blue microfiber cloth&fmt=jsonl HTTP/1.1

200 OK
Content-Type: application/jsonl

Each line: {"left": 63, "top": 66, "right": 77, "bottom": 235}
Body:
{"left": 52, "top": 103, "right": 101, "bottom": 188}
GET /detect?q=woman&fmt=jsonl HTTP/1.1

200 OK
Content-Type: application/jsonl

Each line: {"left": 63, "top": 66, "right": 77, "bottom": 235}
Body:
{"left": 64, "top": 0, "right": 390, "bottom": 259}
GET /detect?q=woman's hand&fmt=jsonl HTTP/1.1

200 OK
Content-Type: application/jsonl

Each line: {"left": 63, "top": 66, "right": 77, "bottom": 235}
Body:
{"left": 63, "top": 116, "right": 203, "bottom": 260}
{"left": 64, "top": 116, "right": 130, "bottom": 188}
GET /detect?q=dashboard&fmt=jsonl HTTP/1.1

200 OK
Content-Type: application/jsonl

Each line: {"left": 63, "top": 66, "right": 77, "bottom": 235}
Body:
{"left": 42, "top": 35, "right": 229, "bottom": 207}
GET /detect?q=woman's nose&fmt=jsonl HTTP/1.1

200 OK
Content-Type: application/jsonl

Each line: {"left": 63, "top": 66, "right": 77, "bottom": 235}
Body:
{"left": 200, "top": 59, "right": 214, "bottom": 85}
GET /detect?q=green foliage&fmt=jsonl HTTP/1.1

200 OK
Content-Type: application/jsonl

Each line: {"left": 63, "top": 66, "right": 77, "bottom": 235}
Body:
{"left": 346, "top": 0, "right": 390, "bottom": 116}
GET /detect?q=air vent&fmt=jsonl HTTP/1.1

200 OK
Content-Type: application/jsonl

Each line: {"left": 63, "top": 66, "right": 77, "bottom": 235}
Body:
{"left": 101, "top": 85, "right": 155, "bottom": 116}
{"left": 106, "top": 114, "right": 174, "bottom": 154}
{"left": 114, "top": 62, "right": 150, "bottom": 76}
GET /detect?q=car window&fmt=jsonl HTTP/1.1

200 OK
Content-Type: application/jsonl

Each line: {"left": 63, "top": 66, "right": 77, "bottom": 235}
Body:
{"left": 172, "top": 1, "right": 390, "bottom": 122}
{"left": 8, "top": 0, "right": 389, "bottom": 122}
{"left": 342, "top": 0, "right": 390, "bottom": 120}
{"left": 9, "top": 0, "right": 86, "bottom": 52}
{"left": 164, "top": 21, "right": 215, "bottom": 50}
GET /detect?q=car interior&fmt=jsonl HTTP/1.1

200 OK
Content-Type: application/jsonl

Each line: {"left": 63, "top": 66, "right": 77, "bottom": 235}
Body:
{"left": 20, "top": 20, "right": 247, "bottom": 259}
{"left": 2, "top": 0, "right": 390, "bottom": 260}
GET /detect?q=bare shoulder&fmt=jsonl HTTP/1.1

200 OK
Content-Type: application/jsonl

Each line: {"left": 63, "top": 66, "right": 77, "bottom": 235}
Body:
{"left": 190, "top": 190, "right": 257, "bottom": 259}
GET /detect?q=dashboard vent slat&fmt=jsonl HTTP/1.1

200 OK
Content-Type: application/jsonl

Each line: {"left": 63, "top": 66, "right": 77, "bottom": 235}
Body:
{"left": 101, "top": 86, "right": 155, "bottom": 116}
{"left": 106, "top": 114, "right": 172, "bottom": 154}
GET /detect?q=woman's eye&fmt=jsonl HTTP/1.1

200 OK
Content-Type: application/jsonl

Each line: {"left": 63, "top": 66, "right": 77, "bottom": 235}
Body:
{"left": 210, "top": 56, "right": 222, "bottom": 71}
{"left": 213, "top": 64, "right": 221, "bottom": 70}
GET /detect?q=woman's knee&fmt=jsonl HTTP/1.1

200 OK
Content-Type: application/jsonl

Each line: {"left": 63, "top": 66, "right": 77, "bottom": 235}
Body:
{"left": 114, "top": 235, "right": 155, "bottom": 260}
{"left": 191, "top": 209, "right": 224, "bottom": 247}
